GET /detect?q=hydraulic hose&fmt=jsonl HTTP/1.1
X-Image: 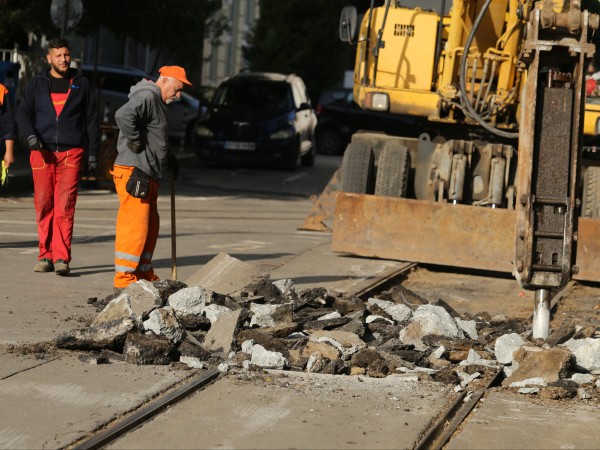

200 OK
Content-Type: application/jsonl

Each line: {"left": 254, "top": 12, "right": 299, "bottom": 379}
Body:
{"left": 362, "top": 0, "right": 376, "bottom": 85}
{"left": 459, "top": 0, "right": 519, "bottom": 139}
{"left": 372, "top": 0, "right": 392, "bottom": 87}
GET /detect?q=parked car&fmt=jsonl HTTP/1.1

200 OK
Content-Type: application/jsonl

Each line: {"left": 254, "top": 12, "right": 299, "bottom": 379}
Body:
{"left": 80, "top": 63, "right": 201, "bottom": 142}
{"left": 191, "top": 71, "right": 317, "bottom": 169}
{"left": 314, "top": 88, "right": 419, "bottom": 155}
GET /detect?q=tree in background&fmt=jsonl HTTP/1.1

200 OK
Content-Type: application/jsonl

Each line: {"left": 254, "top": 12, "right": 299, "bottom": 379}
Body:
{"left": 78, "top": 0, "right": 222, "bottom": 72}
{"left": 0, "top": 0, "right": 54, "bottom": 49}
{"left": 243, "top": 0, "right": 356, "bottom": 101}
{"left": 0, "top": 0, "right": 223, "bottom": 85}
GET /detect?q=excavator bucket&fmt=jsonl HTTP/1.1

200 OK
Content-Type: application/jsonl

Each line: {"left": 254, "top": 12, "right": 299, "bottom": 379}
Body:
{"left": 332, "top": 192, "right": 600, "bottom": 283}
{"left": 298, "top": 169, "right": 340, "bottom": 232}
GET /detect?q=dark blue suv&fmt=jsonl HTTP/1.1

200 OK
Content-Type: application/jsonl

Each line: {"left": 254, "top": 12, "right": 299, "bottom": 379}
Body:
{"left": 191, "top": 72, "right": 317, "bottom": 170}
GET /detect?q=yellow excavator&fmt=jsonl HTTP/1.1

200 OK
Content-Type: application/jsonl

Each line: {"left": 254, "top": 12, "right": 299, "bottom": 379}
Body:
{"left": 330, "top": 0, "right": 600, "bottom": 339}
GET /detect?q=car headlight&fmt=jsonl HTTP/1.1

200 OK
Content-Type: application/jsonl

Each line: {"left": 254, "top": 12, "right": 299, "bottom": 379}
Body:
{"left": 270, "top": 128, "right": 294, "bottom": 140}
{"left": 195, "top": 125, "right": 214, "bottom": 138}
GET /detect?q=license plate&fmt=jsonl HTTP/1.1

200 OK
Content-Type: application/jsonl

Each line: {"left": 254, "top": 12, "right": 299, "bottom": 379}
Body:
{"left": 224, "top": 141, "right": 256, "bottom": 151}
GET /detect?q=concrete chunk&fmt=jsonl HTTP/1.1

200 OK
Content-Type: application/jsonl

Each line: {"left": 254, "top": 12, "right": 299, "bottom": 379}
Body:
{"left": 55, "top": 317, "right": 135, "bottom": 351}
{"left": 143, "top": 307, "right": 185, "bottom": 343}
{"left": 250, "top": 344, "right": 288, "bottom": 369}
{"left": 399, "top": 305, "right": 462, "bottom": 342}
{"left": 570, "top": 373, "right": 595, "bottom": 385}
{"left": 204, "top": 303, "right": 233, "bottom": 324}
{"left": 180, "top": 356, "right": 206, "bottom": 369}
{"left": 494, "top": 333, "right": 527, "bottom": 365}
{"left": 308, "top": 330, "right": 366, "bottom": 349}
{"left": 124, "top": 280, "right": 162, "bottom": 320}
{"left": 510, "top": 377, "right": 547, "bottom": 387}
{"left": 318, "top": 311, "right": 342, "bottom": 321}
{"left": 503, "top": 347, "right": 571, "bottom": 386}
{"left": 367, "top": 298, "right": 412, "bottom": 323}
{"left": 302, "top": 340, "right": 342, "bottom": 360}
{"left": 249, "top": 303, "right": 293, "bottom": 328}
{"left": 123, "top": 332, "right": 175, "bottom": 365}
{"left": 92, "top": 293, "right": 134, "bottom": 326}
{"left": 203, "top": 309, "right": 243, "bottom": 355}
{"left": 273, "top": 278, "right": 294, "bottom": 294}
{"left": 561, "top": 338, "right": 600, "bottom": 372}
{"left": 455, "top": 318, "right": 478, "bottom": 340}
{"left": 168, "top": 285, "right": 211, "bottom": 316}
{"left": 459, "top": 349, "right": 499, "bottom": 368}
{"left": 185, "top": 252, "right": 269, "bottom": 295}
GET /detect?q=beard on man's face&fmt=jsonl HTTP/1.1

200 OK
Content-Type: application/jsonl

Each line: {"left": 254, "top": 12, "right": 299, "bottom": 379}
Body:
{"left": 51, "top": 61, "right": 70, "bottom": 77}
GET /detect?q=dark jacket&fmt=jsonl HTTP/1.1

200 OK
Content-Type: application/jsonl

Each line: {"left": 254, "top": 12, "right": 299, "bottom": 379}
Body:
{"left": 0, "top": 84, "right": 15, "bottom": 141}
{"left": 17, "top": 68, "right": 100, "bottom": 155}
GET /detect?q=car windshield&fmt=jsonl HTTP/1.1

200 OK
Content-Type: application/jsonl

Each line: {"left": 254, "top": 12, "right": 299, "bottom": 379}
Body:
{"left": 212, "top": 80, "right": 293, "bottom": 111}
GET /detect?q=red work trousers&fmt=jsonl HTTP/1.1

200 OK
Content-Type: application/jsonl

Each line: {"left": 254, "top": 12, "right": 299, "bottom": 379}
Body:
{"left": 111, "top": 165, "right": 160, "bottom": 288}
{"left": 30, "top": 148, "right": 83, "bottom": 263}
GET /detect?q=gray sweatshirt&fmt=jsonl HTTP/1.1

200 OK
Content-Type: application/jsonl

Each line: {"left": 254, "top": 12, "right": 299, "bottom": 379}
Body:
{"left": 114, "top": 79, "right": 168, "bottom": 180}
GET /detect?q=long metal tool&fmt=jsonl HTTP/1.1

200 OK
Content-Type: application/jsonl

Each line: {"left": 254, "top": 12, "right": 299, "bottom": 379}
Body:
{"left": 73, "top": 368, "right": 220, "bottom": 450}
{"left": 170, "top": 175, "right": 177, "bottom": 280}
{"left": 532, "top": 288, "right": 551, "bottom": 339}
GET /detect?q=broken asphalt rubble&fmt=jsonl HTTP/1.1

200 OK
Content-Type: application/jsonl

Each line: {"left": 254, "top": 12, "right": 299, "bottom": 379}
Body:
{"left": 53, "top": 252, "right": 600, "bottom": 401}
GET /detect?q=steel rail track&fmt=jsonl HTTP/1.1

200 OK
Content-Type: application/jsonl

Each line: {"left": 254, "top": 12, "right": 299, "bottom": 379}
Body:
{"left": 70, "top": 263, "right": 417, "bottom": 449}
{"left": 72, "top": 368, "right": 220, "bottom": 450}
{"left": 413, "top": 368, "right": 504, "bottom": 450}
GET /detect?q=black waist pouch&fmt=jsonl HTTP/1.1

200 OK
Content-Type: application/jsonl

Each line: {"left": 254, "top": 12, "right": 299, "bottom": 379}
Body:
{"left": 126, "top": 168, "right": 150, "bottom": 199}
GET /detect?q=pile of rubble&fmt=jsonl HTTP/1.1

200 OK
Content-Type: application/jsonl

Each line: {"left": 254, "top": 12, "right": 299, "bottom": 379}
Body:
{"left": 55, "top": 254, "right": 600, "bottom": 400}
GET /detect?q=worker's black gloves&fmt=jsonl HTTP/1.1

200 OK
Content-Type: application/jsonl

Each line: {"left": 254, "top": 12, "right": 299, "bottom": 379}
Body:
{"left": 26, "top": 135, "right": 42, "bottom": 151}
{"left": 127, "top": 139, "right": 144, "bottom": 153}
{"left": 88, "top": 155, "right": 98, "bottom": 173}
{"left": 167, "top": 154, "right": 179, "bottom": 181}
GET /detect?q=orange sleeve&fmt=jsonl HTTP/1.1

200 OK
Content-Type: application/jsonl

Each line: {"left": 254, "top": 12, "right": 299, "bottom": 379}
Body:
{"left": 0, "top": 84, "right": 7, "bottom": 107}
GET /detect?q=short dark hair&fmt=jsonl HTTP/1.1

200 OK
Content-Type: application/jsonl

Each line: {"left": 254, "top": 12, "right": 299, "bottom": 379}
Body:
{"left": 47, "top": 37, "right": 70, "bottom": 51}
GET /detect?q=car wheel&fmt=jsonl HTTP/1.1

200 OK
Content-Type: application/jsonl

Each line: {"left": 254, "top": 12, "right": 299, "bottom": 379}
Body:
{"left": 316, "top": 128, "right": 344, "bottom": 155}
{"left": 300, "top": 143, "right": 316, "bottom": 167}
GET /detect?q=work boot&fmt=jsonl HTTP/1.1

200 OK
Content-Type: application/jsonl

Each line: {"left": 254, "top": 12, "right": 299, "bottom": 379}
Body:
{"left": 54, "top": 259, "right": 70, "bottom": 276}
{"left": 34, "top": 258, "right": 54, "bottom": 273}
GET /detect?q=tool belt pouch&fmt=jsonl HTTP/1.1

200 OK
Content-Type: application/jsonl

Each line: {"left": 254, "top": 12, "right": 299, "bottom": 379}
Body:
{"left": 126, "top": 168, "right": 150, "bottom": 199}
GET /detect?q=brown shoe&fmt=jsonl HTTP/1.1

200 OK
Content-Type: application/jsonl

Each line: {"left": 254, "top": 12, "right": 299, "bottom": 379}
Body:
{"left": 34, "top": 258, "right": 54, "bottom": 272}
{"left": 54, "top": 259, "right": 70, "bottom": 276}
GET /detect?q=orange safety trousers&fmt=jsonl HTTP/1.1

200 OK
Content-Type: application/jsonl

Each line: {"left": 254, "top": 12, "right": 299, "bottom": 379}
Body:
{"left": 111, "top": 165, "right": 160, "bottom": 288}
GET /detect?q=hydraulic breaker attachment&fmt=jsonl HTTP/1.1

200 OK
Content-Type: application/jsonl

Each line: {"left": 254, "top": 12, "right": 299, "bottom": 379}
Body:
{"left": 514, "top": 2, "right": 598, "bottom": 337}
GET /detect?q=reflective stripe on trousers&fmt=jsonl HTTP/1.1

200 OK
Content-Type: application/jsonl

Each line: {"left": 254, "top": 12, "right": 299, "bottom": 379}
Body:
{"left": 111, "top": 165, "right": 160, "bottom": 288}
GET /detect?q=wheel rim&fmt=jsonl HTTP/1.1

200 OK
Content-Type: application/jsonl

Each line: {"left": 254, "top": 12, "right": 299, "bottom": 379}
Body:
{"left": 317, "top": 131, "right": 342, "bottom": 155}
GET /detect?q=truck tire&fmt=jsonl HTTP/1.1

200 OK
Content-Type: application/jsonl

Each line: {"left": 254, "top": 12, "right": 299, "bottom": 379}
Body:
{"left": 340, "top": 142, "right": 375, "bottom": 193}
{"left": 374, "top": 145, "right": 411, "bottom": 197}
{"left": 582, "top": 166, "right": 600, "bottom": 218}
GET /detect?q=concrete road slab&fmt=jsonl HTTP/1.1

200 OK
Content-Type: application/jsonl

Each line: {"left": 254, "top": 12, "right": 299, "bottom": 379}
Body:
{"left": 270, "top": 242, "right": 406, "bottom": 293}
{"left": 0, "top": 355, "right": 192, "bottom": 449}
{"left": 108, "top": 370, "right": 453, "bottom": 450}
{"left": 447, "top": 390, "right": 600, "bottom": 449}
{"left": 0, "top": 353, "right": 56, "bottom": 380}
